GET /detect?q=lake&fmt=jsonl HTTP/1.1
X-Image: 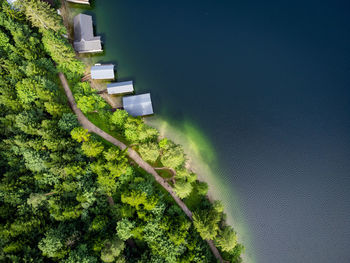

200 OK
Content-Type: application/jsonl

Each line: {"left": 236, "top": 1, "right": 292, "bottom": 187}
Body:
{"left": 76, "top": 0, "right": 350, "bottom": 262}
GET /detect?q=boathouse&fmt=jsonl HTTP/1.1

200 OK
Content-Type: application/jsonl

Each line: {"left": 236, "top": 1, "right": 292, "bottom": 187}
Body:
{"left": 107, "top": 81, "right": 134, "bottom": 95}
{"left": 73, "top": 14, "right": 102, "bottom": 53}
{"left": 123, "top": 93, "right": 154, "bottom": 116}
{"left": 67, "top": 0, "right": 89, "bottom": 4}
{"left": 91, "top": 64, "right": 115, "bottom": 80}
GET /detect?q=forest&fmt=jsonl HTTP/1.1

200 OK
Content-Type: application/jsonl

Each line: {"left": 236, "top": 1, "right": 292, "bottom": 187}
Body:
{"left": 0, "top": 0, "right": 243, "bottom": 262}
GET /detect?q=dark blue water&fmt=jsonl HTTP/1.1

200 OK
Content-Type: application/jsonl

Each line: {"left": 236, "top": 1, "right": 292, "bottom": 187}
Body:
{"left": 86, "top": 0, "right": 350, "bottom": 262}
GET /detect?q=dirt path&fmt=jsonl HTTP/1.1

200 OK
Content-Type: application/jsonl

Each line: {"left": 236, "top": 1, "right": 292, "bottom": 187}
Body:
{"left": 58, "top": 72, "right": 225, "bottom": 262}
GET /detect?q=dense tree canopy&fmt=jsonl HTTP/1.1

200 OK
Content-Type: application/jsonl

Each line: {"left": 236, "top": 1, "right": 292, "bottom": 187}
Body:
{"left": 16, "top": 0, "right": 66, "bottom": 33}
{"left": 0, "top": 1, "right": 243, "bottom": 262}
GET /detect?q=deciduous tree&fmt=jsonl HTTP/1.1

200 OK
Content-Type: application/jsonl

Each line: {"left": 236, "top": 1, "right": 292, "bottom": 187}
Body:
{"left": 116, "top": 218, "right": 135, "bottom": 241}
{"left": 110, "top": 109, "right": 128, "bottom": 129}
{"left": 160, "top": 142, "right": 186, "bottom": 169}
{"left": 81, "top": 140, "right": 104, "bottom": 157}
{"left": 138, "top": 142, "right": 160, "bottom": 163}
{"left": 27, "top": 193, "right": 47, "bottom": 210}
{"left": 100, "top": 238, "right": 125, "bottom": 263}
{"left": 71, "top": 127, "right": 90, "bottom": 142}
{"left": 38, "top": 228, "right": 68, "bottom": 259}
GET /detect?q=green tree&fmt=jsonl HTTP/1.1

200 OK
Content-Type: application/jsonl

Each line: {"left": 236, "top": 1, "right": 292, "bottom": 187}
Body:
{"left": 174, "top": 179, "right": 193, "bottom": 199}
{"left": 27, "top": 193, "right": 47, "bottom": 210}
{"left": 2, "top": 241, "right": 23, "bottom": 254}
{"left": 8, "top": 217, "right": 41, "bottom": 237}
{"left": 90, "top": 160, "right": 120, "bottom": 195}
{"left": 64, "top": 245, "right": 98, "bottom": 263}
{"left": 225, "top": 243, "right": 244, "bottom": 263}
{"left": 71, "top": 127, "right": 90, "bottom": 142}
{"left": 142, "top": 220, "right": 182, "bottom": 262}
{"left": 116, "top": 218, "right": 135, "bottom": 241}
{"left": 22, "top": 58, "right": 56, "bottom": 78}
{"left": 17, "top": 0, "right": 65, "bottom": 33}
{"left": 48, "top": 195, "right": 83, "bottom": 221}
{"left": 96, "top": 173, "right": 117, "bottom": 196}
{"left": 176, "top": 169, "right": 197, "bottom": 183}
{"left": 103, "top": 147, "right": 122, "bottom": 162}
{"left": 158, "top": 138, "right": 168, "bottom": 149}
{"left": 44, "top": 101, "right": 67, "bottom": 118}
{"left": 124, "top": 118, "right": 159, "bottom": 143}
{"left": 90, "top": 215, "right": 108, "bottom": 232}
{"left": 0, "top": 26, "right": 11, "bottom": 47}
{"left": 77, "top": 95, "right": 97, "bottom": 113}
{"left": 81, "top": 140, "right": 104, "bottom": 157}
{"left": 58, "top": 113, "right": 79, "bottom": 132}
{"left": 121, "top": 190, "right": 157, "bottom": 211}
{"left": 160, "top": 142, "right": 186, "bottom": 169}
{"left": 100, "top": 239, "right": 125, "bottom": 263}
{"left": 22, "top": 149, "right": 48, "bottom": 172}
{"left": 192, "top": 209, "right": 220, "bottom": 240}
{"left": 41, "top": 30, "right": 84, "bottom": 74}
{"left": 38, "top": 228, "right": 68, "bottom": 259}
{"left": 215, "top": 226, "right": 238, "bottom": 252}
{"left": 15, "top": 110, "right": 43, "bottom": 135}
{"left": 213, "top": 200, "right": 224, "bottom": 214}
{"left": 138, "top": 125, "right": 159, "bottom": 142}
{"left": 138, "top": 142, "right": 160, "bottom": 163}
{"left": 110, "top": 109, "right": 128, "bottom": 129}
{"left": 16, "top": 78, "right": 39, "bottom": 104}
{"left": 196, "top": 181, "right": 209, "bottom": 196}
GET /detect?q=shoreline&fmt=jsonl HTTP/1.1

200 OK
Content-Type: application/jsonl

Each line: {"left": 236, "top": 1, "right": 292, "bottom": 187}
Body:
{"left": 60, "top": 1, "right": 248, "bottom": 261}
{"left": 146, "top": 117, "right": 256, "bottom": 263}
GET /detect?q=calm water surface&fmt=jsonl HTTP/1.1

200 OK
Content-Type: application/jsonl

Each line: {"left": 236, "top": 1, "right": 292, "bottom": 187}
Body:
{"left": 81, "top": 1, "right": 350, "bottom": 262}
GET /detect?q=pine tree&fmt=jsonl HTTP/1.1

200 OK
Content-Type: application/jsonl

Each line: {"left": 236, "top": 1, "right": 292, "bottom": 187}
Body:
{"left": 193, "top": 209, "right": 221, "bottom": 240}
{"left": 215, "top": 226, "right": 238, "bottom": 252}
{"left": 17, "top": 0, "right": 65, "bottom": 33}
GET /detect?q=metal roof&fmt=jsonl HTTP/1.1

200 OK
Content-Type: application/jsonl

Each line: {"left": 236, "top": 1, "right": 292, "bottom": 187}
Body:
{"left": 73, "top": 14, "right": 102, "bottom": 53}
{"left": 123, "top": 93, "right": 154, "bottom": 116}
{"left": 91, "top": 64, "right": 115, "bottom": 80}
{"left": 107, "top": 81, "right": 134, "bottom": 95}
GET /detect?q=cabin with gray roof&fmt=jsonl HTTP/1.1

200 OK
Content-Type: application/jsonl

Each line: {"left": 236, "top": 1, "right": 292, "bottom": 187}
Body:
{"left": 73, "top": 14, "right": 102, "bottom": 53}
{"left": 123, "top": 93, "right": 154, "bottom": 116}
{"left": 107, "top": 81, "right": 134, "bottom": 95}
{"left": 91, "top": 64, "right": 114, "bottom": 80}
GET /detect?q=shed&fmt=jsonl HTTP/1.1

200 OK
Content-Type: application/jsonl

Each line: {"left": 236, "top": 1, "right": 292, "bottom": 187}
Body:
{"left": 107, "top": 81, "right": 134, "bottom": 95}
{"left": 123, "top": 93, "right": 154, "bottom": 116}
{"left": 91, "top": 64, "right": 115, "bottom": 80}
{"left": 73, "top": 14, "right": 102, "bottom": 53}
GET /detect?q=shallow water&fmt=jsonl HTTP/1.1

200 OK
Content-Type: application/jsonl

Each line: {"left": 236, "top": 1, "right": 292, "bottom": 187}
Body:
{"left": 79, "top": 0, "right": 350, "bottom": 262}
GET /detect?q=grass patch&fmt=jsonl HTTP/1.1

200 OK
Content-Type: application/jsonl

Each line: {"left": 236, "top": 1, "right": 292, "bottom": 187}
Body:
{"left": 86, "top": 111, "right": 128, "bottom": 145}
{"left": 157, "top": 169, "right": 173, "bottom": 179}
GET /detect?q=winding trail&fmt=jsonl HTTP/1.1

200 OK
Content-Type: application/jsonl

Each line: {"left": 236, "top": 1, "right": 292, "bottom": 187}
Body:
{"left": 58, "top": 72, "right": 225, "bottom": 263}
